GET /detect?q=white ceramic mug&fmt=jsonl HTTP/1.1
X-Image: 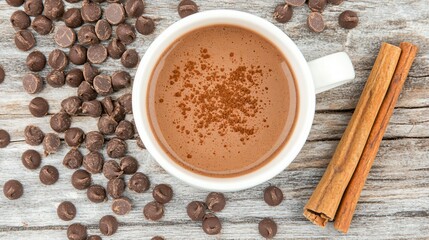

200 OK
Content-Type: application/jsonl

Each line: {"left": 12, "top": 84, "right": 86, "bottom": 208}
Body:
{"left": 133, "top": 10, "right": 355, "bottom": 192}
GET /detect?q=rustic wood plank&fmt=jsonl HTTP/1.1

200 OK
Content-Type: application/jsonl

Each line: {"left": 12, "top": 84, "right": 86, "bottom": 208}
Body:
{"left": 1, "top": 106, "right": 428, "bottom": 144}
{"left": 0, "top": 0, "right": 428, "bottom": 114}
{"left": 0, "top": 0, "right": 428, "bottom": 239}
{"left": 0, "top": 139, "right": 428, "bottom": 239}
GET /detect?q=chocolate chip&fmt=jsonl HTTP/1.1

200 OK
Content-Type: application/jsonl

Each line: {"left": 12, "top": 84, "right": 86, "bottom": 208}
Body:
{"left": 136, "top": 136, "right": 145, "bottom": 149}
{"left": 111, "top": 71, "right": 131, "bottom": 90}
{"left": 66, "top": 69, "right": 84, "bottom": 87}
{"left": 328, "top": 0, "right": 344, "bottom": 4}
{"left": 57, "top": 201, "right": 76, "bottom": 221}
{"left": 112, "top": 196, "right": 132, "bottom": 215}
{"left": 63, "top": 149, "right": 83, "bottom": 169}
{"left": 263, "top": 186, "right": 283, "bottom": 206}
{"left": 153, "top": 184, "right": 173, "bottom": 204}
{"left": 65, "top": 127, "right": 85, "bottom": 147}
{"left": 63, "top": 8, "right": 83, "bottom": 28}
{"left": 109, "top": 102, "right": 125, "bottom": 122}
{"left": 258, "top": 218, "right": 277, "bottom": 238}
{"left": 24, "top": 0, "right": 44, "bottom": 16}
{"left": 308, "top": 0, "right": 327, "bottom": 12}
{"left": 48, "top": 49, "right": 69, "bottom": 70}
{"left": 0, "top": 66, "right": 4, "bottom": 84}
{"left": 125, "top": 0, "right": 144, "bottom": 18}
{"left": 202, "top": 213, "right": 221, "bottom": 235}
{"left": 118, "top": 156, "right": 138, "bottom": 174}
{"left": 87, "top": 184, "right": 107, "bottom": 203}
{"left": 61, "top": 96, "right": 82, "bottom": 115}
{"left": 151, "top": 237, "right": 164, "bottom": 240}
{"left": 85, "top": 131, "right": 104, "bottom": 152}
{"left": 65, "top": 0, "right": 81, "bottom": 2}
{"left": 10, "top": 10, "right": 31, "bottom": 30}
{"left": 77, "top": 81, "right": 97, "bottom": 101}
{"left": 44, "top": 0, "right": 65, "bottom": 20}
{"left": 67, "top": 223, "right": 87, "bottom": 240}
{"left": 307, "top": 12, "right": 325, "bottom": 33}
{"left": 6, "top": 0, "right": 24, "bottom": 7}
{"left": 87, "top": 44, "right": 108, "bottom": 64}
{"left": 128, "top": 172, "right": 149, "bottom": 193}
{"left": 144, "top": 201, "right": 164, "bottom": 221}
{"left": 81, "top": 1, "right": 102, "bottom": 23}
{"left": 115, "top": 120, "right": 134, "bottom": 140}
{"left": 45, "top": 71, "right": 65, "bottom": 88}
{"left": 43, "top": 133, "right": 61, "bottom": 155}
{"left": 29, "top": 97, "right": 49, "bottom": 117}
{"left": 32, "top": 15, "right": 53, "bottom": 35}
{"left": 0, "top": 129, "right": 10, "bottom": 148}
{"left": 117, "top": 93, "right": 132, "bottom": 114}
{"left": 83, "top": 63, "right": 99, "bottom": 83}
{"left": 21, "top": 149, "right": 42, "bottom": 169}
{"left": 135, "top": 16, "right": 154, "bottom": 35}
{"left": 116, "top": 23, "right": 136, "bottom": 45}
{"left": 106, "top": 138, "right": 127, "bottom": 158}
{"left": 107, "top": 38, "right": 126, "bottom": 59}
{"left": 71, "top": 169, "right": 91, "bottom": 190}
{"left": 15, "top": 30, "right": 36, "bottom": 51}
{"left": 68, "top": 45, "right": 86, "bottom": 65}
{"left": 39, "top": 165, "right": 59, "bottom": 185}
{"left": 55, "top": 26, "right": 76, "bottom": 48}
{"left": 50, "top": 112, "right": 71, "bottom": 133}
{"left": 105, "top": 3, "right": 126, "bottom": 25}
{"left": 274, "top": 4, "right": 293, "bottom": 23}
{"left": 178, "top": 0, "right": 198, "bottom": 18}
{"left": 87, "top": 235, "right": 101, "bottom": 240}
{"left": 24, "top": 125, "right": 44, "bottom": 146}
{"left": 285, "top": 0, "right": 306, "bottom": 6}
{"left": 82, "top": 100, "right": 102, "bottom": 117}
{"left": 26, "top": 51, "right": 46, "bottom": 72}
{"left": 97, "top": 116, "right": 118, "bottom": 135}
{"left": 3, "top": 180, "right": 23, "bottom": 200}
{"left": 99, "top": 215, "right": 118, "bottom": 236}
{"left": 47, "top": 70, "right": 66, "bottom": 88}
{"left": 107, "top": 178, "right": 125, "bottom": 198}
{"left": 78, "top": 25, "right": 99, "bottom": 46}
{"left": 339, "top": 10, "right": 359, "bottom": 29}
{"left": 103, "top": 160, "right": 123, "bottom": 180}
{"left": 121, "top": 49, "right": 139, "bottom": 68}
{"left": 95, "top": 19, "right": 112, "bottom": 41}
{"left": 93, "top": 75, "right": 113, "bottom": 96}
{"left": 22, "top": 73, "right": 43, "bottom": 94}
{"left": 83, "top": 151, "right": 104, "bottom": 174}
{"left": 101, "top": 96, "right": 114, "bottom": 115}
{"left": 187, "top": 201, "right": 206, "bottom": 221}
{"left": 206, "top": 192, "right": 226, "bottom": 212}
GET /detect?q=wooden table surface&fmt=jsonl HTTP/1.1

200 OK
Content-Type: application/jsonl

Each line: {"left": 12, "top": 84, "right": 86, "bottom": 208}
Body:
{"left": 0, "top": 0, "right": 428, "bottom": 239}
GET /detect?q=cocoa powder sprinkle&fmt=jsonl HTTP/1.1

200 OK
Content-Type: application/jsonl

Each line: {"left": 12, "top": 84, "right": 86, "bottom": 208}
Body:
{"left": 160, "top": 48, "right": 271, "bottom": 144}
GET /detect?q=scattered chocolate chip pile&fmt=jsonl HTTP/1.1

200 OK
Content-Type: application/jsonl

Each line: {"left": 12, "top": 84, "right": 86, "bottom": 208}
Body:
{"left": 186, "top": 192, "right": 225, "bottom": 235}
{"left": 273, "top": 0, "right": 359, "bottom": 32}
{"left": 1, "top": 0, "right": 292, "bottom": 238}
{"left": 259, "top": 185, "right": 284, "bottom": 238}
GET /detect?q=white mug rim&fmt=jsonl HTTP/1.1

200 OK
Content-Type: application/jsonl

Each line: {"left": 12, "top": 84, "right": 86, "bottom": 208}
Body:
{"left": 132, "top": 10, "right": 315, "bottom": 192}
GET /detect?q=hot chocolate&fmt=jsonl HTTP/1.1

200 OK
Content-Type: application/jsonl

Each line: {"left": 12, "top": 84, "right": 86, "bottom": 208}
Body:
{"left": 148, "top": 25, "right": 299, "bottom": 177}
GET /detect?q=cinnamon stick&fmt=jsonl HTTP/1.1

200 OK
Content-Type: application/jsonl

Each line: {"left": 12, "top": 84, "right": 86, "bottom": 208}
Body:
{"left": 303, "top": 43, "right": 402, "bottom": 227}
{"left": 334, "top": 42, "right": 418, "bottom": 233}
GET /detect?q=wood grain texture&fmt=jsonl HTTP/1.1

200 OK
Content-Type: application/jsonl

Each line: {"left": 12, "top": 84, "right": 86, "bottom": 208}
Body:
{"left": 0, "top": 0, "right": 428, "bottom": 239}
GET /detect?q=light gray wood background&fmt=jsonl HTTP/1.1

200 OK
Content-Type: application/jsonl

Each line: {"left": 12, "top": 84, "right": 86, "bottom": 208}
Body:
{"left": 0, "top": 0, "right": 428, "bottom": 239}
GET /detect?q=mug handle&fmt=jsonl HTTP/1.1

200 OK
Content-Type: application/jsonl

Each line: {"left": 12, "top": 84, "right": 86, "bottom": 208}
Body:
{"left": 307, "top": 52, "right": 355, "bottom": 94}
